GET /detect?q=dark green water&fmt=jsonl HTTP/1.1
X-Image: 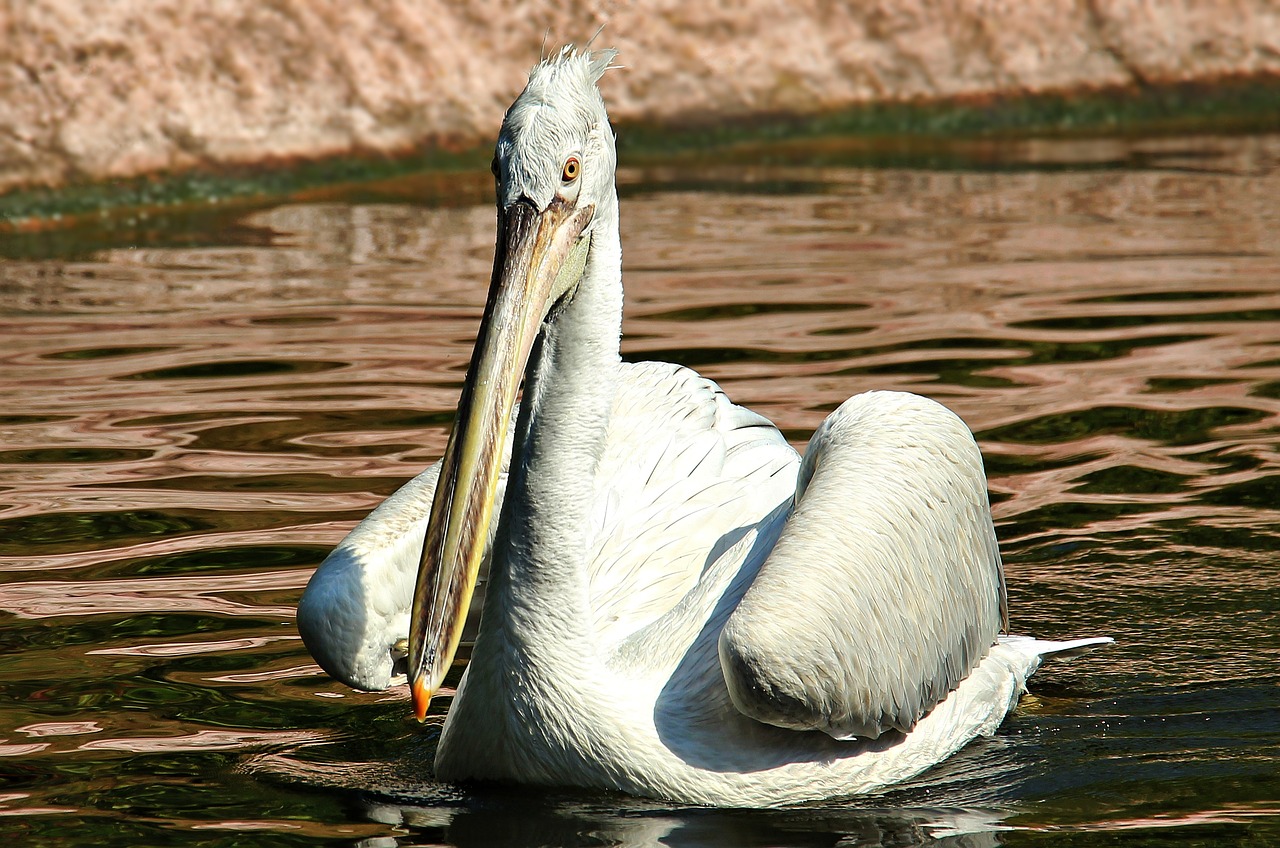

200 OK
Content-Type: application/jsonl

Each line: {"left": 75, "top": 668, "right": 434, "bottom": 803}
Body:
{"left": 1, "top": 133, "right": 1277, "bottom": 846}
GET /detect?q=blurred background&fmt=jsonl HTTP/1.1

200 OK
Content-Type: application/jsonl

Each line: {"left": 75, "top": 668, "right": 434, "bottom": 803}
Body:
{"left": 4, "top": 0, "right": 1280, "bottom": 206}
{"left": 1, "top": 3, "right": 1278, "bottom": 847}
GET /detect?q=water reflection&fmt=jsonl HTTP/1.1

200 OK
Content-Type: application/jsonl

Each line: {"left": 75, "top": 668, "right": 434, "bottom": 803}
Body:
{"left": 78, "top": 729, "right": 325, "bottom": 753}
{"left": 251, "top": 746, "right": 1017, "bottom": 847}
{"left": 360, "top": 798, "right": 1010, "bottom": 847}
{"left": 14, "top": 721, "right": 102, "bottom": 737}
{"left": 0, "top": 571, "right": 303, "bottom": 618}
{"left": 0, "top": 134, "right": 1277, "bottom": 844}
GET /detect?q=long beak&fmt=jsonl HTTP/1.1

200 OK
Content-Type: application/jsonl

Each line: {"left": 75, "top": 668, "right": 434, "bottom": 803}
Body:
{"left": 406, "top": 197, "right": 594, "bottom": 720}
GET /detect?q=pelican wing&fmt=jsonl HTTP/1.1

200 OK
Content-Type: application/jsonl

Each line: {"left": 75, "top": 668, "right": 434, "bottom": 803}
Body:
{"left": 298, "top": 415, "right": 515, "bottom": 692}
{"left": 584, "top": 361, "right": 798, "bottom": 649}
{"left": 719, "top": 391, "right": 1007, "bottom": 740}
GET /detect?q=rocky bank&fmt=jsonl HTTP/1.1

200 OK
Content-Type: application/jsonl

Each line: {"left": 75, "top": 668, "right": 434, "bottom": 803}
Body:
{"left": 2, "top": 0, "right": 1278, "bottom": 195}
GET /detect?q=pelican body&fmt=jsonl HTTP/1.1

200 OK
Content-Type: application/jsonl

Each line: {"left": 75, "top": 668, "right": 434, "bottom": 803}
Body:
{"left": 298, "top": 48, "right": 1110, "bottom": 808}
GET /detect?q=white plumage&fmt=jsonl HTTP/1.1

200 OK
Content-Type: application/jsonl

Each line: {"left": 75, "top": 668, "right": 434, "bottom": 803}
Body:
{"left": 298, "top": 47, "right": 1110, "bottom": 808}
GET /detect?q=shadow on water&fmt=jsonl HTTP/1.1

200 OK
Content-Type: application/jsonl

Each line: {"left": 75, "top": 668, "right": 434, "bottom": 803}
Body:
{"left": 0, "top": 133, "right": 1278, "bottom": 845}
{"left": 245, "top": 729, "right": 1022, "bottom": 846}
{"left": 357, "top": 797, "right": 1014, "bottom": 847}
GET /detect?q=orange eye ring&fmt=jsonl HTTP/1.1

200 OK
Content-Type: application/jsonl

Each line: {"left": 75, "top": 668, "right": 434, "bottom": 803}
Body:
{"left": 562, "top": 157, "right": 580, "bottom": 182}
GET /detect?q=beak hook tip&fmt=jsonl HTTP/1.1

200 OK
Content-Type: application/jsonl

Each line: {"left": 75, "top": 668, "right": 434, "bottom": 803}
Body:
{"left": 410, "top": 677, "right": 433, "bottom": 722}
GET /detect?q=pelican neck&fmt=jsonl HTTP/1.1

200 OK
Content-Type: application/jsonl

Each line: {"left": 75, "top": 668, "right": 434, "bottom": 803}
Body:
{"left": 482, "top": 189, "right": 624, "bottom": 661}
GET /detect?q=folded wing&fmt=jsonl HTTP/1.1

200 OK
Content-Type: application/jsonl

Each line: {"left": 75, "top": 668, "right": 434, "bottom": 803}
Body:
{"left": 719, "top": 391, "right": 1007, "bottom": 740}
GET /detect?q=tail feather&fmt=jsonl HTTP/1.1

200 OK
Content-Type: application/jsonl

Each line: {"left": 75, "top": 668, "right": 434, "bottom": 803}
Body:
{"left": 999, "top": 634, "right": 1114, "bottom": 660}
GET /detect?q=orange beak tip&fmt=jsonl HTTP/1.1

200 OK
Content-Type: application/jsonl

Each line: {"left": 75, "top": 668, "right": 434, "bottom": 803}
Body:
{"left": 410, "top": 677, "right": 432, "bottom": 722}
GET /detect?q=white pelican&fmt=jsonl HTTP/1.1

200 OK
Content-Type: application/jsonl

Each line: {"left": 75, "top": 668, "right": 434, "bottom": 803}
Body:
{"left": 298, "top": 47, "right": 1110, "bottom": 808}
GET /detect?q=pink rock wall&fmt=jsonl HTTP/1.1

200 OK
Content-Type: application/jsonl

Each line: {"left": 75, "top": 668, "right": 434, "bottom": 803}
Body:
{"left": 2, "top": 0, "right": 1278, "bottom": 194}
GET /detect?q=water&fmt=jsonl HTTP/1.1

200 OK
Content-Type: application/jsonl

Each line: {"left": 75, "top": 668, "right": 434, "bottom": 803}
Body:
{"left": 1, "top": 133, "right": 1278, "bottom": 846}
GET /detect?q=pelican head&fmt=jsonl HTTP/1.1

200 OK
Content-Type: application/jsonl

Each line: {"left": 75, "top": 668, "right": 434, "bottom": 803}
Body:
{"left": 406, "top": 47, "right": 619, "bottom": 719}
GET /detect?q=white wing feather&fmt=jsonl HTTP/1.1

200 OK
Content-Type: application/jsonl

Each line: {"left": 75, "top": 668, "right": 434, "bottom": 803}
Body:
{"left": 298, "top": 417, "right": 515, "bottom": 691}
{"left": 585, "top": 361, "right": 797, "bottom": 650}
{"left": 720, "top": 391, "right": 1007, "bottom": 740}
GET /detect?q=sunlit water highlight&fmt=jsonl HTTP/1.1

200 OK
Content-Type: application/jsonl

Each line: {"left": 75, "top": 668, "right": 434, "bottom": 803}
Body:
{"left": 0, "top": 133, "right": 1277, "bottom": 846}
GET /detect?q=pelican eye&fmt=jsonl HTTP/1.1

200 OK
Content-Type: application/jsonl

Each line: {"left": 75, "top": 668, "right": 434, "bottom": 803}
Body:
{"left": 562, "top": 157, "right": 580, "bottom": 183}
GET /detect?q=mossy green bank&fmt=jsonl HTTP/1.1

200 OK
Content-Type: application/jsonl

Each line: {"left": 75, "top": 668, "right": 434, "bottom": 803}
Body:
{"left": 2, "top": 74, "right": 1278, "bottom": 253}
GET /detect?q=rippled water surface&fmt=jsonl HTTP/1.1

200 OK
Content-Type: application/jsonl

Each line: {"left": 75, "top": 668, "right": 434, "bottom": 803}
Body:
{"left": 1, "top": 134, "right": 1278, "bottom": 846}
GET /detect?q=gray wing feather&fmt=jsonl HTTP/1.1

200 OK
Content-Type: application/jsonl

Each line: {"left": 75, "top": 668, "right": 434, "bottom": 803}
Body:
{"left": 719, "top": 391, "right": 1005, "bottom": 739}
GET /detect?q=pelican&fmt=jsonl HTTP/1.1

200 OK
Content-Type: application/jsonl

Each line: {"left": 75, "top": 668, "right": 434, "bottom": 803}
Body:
{"left": 298, "top": 47, "right": 1110, "bottom": 808}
